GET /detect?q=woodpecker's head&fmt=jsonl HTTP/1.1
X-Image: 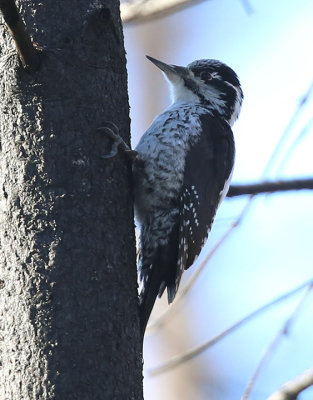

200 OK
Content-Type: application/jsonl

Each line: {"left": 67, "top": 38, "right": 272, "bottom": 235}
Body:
{"left": 146, "top": 55, "right": 243, "bottom": 126}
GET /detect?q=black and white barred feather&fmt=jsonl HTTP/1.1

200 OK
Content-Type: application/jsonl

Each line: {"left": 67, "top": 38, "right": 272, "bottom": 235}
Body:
{"left": 134, "top": 57, "right": 243, "bottom": 336}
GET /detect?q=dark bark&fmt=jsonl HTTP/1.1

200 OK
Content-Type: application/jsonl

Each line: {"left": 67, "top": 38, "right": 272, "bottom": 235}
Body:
{"left": 0, "top": 1, "right": 143, "bottom": 399}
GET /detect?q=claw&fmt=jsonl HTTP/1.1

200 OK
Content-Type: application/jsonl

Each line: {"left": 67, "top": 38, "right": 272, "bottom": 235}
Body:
{"left": 96, "top": 122, "right": 138, "bottom": 162}
{"left": 97, "top": 126, "right": 122, "bottom": 159}
{"left": 96, "top": 123, "right": 128, "bottom": 158}
{"left": 100, "top": 139, "right": 119, "bottom": 159}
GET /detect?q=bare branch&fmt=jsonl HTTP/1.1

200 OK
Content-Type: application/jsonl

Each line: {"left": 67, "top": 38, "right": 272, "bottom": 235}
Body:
{"left": 148, "top": 277, "right": 313, "bottom": 376}
{"left": 121, "top": 0, "right": 253, "bottom": 24}
{"left": 121, "top": 0, "right": 209, "bottom": 24}
{"left": 266, "top": 368, "right": 313, "bottom": 400}
{"left": 228, "top": 178, "right": 313, "bottom": 197}
{"left": 0, "top": 0, "right": 40, "bottom": 71}
{"left": 242, "top": 284, "right": 313, "bottom": 399}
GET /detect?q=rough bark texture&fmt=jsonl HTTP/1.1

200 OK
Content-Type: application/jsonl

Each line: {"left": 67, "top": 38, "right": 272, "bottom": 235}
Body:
{"left": 0, "top": 1, "right": 143, "bottom": 399}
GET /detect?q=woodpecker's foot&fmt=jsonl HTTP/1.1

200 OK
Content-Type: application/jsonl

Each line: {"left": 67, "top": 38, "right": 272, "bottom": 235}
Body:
{"left": 96, "top": 122, "right": 138, "bottom": 161}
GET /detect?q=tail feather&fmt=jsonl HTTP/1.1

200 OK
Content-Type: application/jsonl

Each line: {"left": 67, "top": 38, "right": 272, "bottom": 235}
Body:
{"left": 139, "top": 260, "right": 163, "bottom": 338}
{"left": 139, "top": 224, "right": 179, "bottom": 338}
{"left": 139, "top": 213, "right": 178, "bottom": 337}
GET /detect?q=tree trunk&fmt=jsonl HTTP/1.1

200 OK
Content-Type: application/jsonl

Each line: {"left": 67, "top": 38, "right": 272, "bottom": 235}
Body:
{"left": 0, "top": 1, "right": 143, "bottom": 399}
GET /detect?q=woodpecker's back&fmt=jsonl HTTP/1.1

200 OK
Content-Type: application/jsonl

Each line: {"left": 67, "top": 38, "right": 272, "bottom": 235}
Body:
{"left": 134, "top": 56, "right": 243, "bottom": 336}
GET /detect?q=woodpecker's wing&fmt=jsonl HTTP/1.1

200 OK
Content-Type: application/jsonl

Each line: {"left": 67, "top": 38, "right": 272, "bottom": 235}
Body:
{"left": 174, "top": 115, "right": 235, "bottom": 293}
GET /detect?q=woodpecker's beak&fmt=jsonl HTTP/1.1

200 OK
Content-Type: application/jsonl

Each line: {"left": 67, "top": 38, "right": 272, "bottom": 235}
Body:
{"left": 146, "top": 55, "right": 188, "bottom": 79}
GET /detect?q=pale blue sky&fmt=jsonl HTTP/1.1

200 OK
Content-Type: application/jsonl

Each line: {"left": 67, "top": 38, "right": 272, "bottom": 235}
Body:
{"left": 124, "top": 1, "right": 313, "bottom": 398}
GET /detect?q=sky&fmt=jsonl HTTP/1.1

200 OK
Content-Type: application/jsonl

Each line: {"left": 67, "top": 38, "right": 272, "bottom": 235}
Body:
{"left": 124, "top": 1, "right": 313, "bottom": 398}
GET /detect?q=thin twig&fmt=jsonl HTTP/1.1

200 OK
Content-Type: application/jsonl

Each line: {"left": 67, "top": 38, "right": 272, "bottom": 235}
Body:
{"left": 275, "top": 116, "right": 313, "bottom": 176}
{"left": 0, "top": 0, "right": 40, "bottom": 71}
{"left": 240, "top": 0, "right": 254, "bottom": 14}
{"left": 241, "top": 283, "right": 313, "bottom": 400}
{"left": 228, "top": 178, "right": 313, "bottom": 197}
{"left": 148, "top": 277, "right": 313, "bottom": 376}
{"left": 121, "top": 0, "right": 208, "bottom": 24}
{"left": 266, "top": 368, "right": 313, "bottom": 400}
{"left": 262, "top": 80, "right": 313, "bottom": 177}
{"left": 121, "top": 0, "right": 253, "bottom": 23}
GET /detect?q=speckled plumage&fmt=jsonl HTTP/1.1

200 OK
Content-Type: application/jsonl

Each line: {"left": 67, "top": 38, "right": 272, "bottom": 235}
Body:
{"left": 135, "top": 57, "right": 243, "bottom": 335}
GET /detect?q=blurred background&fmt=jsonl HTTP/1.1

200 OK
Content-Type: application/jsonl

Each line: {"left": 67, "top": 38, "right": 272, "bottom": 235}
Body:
{"left": 122, "top": 1, "right": 313, "bottom": 398}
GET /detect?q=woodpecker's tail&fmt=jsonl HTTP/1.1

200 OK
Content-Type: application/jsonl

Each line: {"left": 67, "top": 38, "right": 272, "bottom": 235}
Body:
{"left": 138, "top": 220, "right": 179, "bottom": 338}
{"left": 139, "top": 259, "right": 163, "bottom": 338}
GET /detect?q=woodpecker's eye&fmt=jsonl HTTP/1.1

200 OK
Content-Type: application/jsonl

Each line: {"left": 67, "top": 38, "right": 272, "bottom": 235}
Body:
{"left": 200, "top": 71, "right": 213, "bottom": 81}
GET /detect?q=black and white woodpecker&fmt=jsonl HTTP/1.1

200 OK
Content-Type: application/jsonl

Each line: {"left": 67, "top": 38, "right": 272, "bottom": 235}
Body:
{"left": 102, "top": 56, "right": 243, "bottom": 337}
{"left": 132, "top": 56, "right": 243, "bottom": 336}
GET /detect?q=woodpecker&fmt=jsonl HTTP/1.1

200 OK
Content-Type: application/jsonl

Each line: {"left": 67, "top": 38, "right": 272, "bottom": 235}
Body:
{"left": 133, "top": 56, "right": 243, "bottom": 336}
